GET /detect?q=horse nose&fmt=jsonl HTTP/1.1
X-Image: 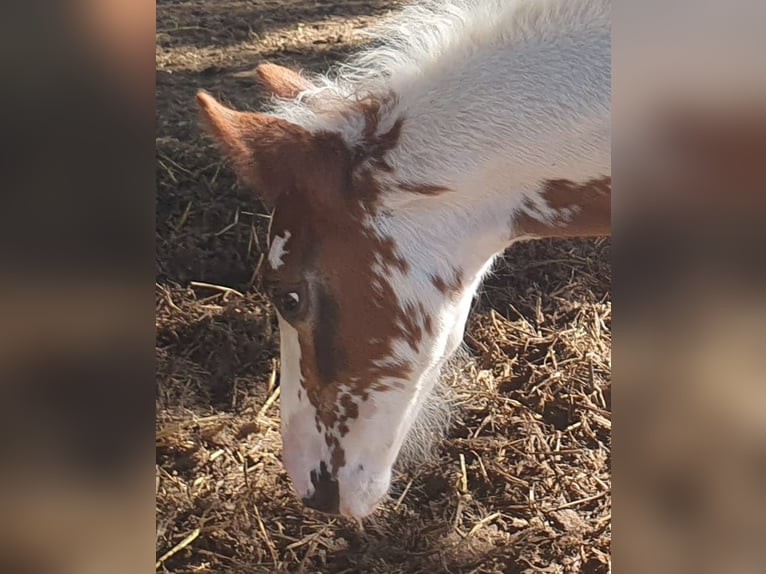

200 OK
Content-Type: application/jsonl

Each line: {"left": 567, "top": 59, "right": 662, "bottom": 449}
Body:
{"left": 302, "top": 461, "right": 340, "bottom": 514}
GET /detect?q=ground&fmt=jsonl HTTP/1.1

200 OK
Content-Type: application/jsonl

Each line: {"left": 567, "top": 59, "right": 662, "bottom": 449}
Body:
{"left": 156, "top": 1, "right": 612, "bottom": 572}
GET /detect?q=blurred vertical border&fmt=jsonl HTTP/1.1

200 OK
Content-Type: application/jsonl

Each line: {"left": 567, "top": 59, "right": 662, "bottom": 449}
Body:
{"left": 614, "top": 0, "right": 766, "bottom": 572}
{"left": 0, "top": 0, "right": 155, "bottom": 572}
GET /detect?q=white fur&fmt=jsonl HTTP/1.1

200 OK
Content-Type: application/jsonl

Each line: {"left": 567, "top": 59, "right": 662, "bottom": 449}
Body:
{"left": 268, "top": 231, "right": 291, "bottom": 270}
{"left": 278, "top": 316, "right": 329, "bottom": 500}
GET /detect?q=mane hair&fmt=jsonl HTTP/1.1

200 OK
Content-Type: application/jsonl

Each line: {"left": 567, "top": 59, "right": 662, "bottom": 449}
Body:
{"left": 265, "top": 0, "right": 610, "bottom": 147}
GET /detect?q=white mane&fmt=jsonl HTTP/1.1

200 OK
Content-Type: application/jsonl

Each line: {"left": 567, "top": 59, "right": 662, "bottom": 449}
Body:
{"left": 266, "top": 0, "right": 611, "bottom": 148}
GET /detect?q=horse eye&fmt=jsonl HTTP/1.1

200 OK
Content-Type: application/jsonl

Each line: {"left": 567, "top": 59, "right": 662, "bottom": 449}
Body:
{"left": 280, "top": 291, "right": 300, "bottom": 313}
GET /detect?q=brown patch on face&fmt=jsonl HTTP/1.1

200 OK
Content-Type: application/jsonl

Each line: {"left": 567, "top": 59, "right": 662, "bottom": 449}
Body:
{"left": 313, "top": 287, "right": 344, "bottom": 384}
{"left": 330, "top": 440, "right": 345, "bottom": 473}
{"left": 515, "top": 176, "right": 611, "bottom": 238}
{"left": 282, "top": 214, "right": 419, "bottom": 400}
{"left": 268, "top": 176, "right": 429, "bottom": 471}
{"left": 341, "top": 394, "right": 359, "bottom": 420}
{"left": 334, "top": 393, "right": 358, "bottom": 439}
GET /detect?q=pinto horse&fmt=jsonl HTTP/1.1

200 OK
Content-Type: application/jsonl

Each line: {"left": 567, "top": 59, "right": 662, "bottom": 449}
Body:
{"left": 197, "top": 0, "right": 610, "bottom": 519}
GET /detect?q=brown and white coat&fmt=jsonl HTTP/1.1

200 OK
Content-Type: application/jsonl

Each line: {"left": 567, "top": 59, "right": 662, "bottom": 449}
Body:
{"left": 198, "top": 0, "right": 611, "bottom": 519}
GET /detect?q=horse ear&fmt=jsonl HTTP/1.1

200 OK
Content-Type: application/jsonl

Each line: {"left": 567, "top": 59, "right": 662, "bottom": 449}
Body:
{"left": 255, "top": 63, "right": 315, "bottom": 99}
{"left": 196, "top": 91, "right": 314, "bottom": 204}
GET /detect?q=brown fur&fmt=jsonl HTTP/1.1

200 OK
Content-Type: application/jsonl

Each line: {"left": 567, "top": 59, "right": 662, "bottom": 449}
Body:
{"left": 255, "top": 62, "right": 314, "bottom": 99}
{"left": 398, "top": 182, "right": 450, "bottom": 195}
{"left": 268, "top": 194, "right": 424, "bottom": 472}
{"left": 197, "top": 92, "right": 348, "bottom": 206}
{"left": 357, "top": 98, "right": 404, "bottom": 171}
{"left": 430, "top": 267, "right": 464, "bottom": 296}
{"left": 515, "top": 176, "right": 611, "bottom": 238}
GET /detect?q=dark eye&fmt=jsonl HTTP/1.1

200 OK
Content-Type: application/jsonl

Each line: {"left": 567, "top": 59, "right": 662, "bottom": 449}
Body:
{"left": 280, "top": 291, "right": 300, "bottom": 313}
{"left": 266, "top": 282, "right": 307, "bottom": 321}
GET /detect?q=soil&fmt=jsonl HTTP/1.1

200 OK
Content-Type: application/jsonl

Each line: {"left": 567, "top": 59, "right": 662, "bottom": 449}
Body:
{"left": 156, "top": 1, "right": 611, "bottom": 572}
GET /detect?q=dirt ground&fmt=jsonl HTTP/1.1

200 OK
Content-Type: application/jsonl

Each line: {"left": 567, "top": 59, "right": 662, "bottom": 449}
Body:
{"left": 156, "top": 1, "right": 612, "bottom": 572}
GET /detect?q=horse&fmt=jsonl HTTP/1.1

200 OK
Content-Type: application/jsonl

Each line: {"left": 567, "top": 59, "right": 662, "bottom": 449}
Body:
{"left": 197, "top": 0, "right": 610, "bottom": 519}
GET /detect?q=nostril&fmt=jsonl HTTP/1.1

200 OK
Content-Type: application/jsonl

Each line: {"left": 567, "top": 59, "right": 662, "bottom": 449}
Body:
{"left": 302, "top": 461, "right": 340, "bottom": 515}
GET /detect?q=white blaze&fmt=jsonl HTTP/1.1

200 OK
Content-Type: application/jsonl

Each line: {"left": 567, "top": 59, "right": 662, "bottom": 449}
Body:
{"left": 277, "top": 315, "right": 303, "bottom": 424}
{"left": 278, "top": 315, "right": 325, "bottom": 500}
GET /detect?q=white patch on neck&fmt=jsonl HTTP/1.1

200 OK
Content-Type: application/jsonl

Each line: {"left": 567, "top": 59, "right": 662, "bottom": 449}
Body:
{"left": 268, "top": 231, "right": 292, "bottom": 270}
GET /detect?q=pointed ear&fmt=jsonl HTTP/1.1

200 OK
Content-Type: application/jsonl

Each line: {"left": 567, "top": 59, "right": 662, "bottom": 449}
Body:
{"left": 196, "top": 91, "right": 314, "bottom": 204}
{"left": 255, "top": 63, "right": 315, "bottom": 99}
